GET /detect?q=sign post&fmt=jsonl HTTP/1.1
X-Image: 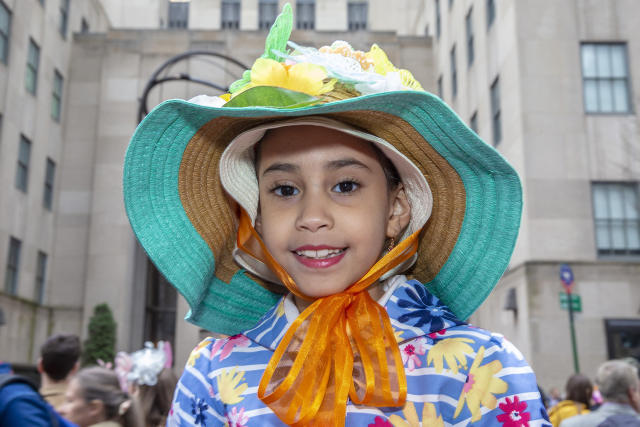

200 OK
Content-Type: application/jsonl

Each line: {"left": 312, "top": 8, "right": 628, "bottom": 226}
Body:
{"left": 560, "top": 264, "right": 580, "bottom": 373}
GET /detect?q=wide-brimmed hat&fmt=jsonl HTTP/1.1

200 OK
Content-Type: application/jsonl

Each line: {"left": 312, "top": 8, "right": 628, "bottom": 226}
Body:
{"left": 123, "top": 7, "right": 522, "bottom": 336}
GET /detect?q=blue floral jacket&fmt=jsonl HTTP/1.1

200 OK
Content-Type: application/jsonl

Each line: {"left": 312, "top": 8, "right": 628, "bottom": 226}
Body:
{"left": 169, "top": 276, "right": 551, "bottom": 426}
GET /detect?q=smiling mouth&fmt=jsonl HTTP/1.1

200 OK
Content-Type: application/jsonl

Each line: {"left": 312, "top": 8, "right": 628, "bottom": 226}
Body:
{"left": 294, "top": 248, "right": 346, "bottom": 259}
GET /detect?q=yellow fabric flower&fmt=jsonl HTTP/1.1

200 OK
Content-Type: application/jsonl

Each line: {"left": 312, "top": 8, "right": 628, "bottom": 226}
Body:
{"left": 216, "top": 367, "right": 249, "bottom": 405}
{"left": 187, "top": 339, "right": 212, "bottom": 367}
{"left": 426, "top": 337, "right": 474, "bottom": 374}
{"left": 245, "top": 58, "right": 335, "bottom": 96}
{"left": 454, "top": 346, "right": 508, "bottom": 422}
{"left": 388, "top": 402, "right": 444, "bottom": 427}
{"left": 276, "top": 299, "right": 285, "bottom": 318}
{"left": 366, "top": 44, "right": 424, "bottom": 90}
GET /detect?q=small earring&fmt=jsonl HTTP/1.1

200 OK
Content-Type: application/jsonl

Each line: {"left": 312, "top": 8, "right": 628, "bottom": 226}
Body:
{"left": 387, "top": 237, "right": 395, "bottom": 252}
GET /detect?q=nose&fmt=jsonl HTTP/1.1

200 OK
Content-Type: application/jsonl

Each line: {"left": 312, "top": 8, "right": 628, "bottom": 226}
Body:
{"left": 295, "top": 191, "right": 334, "bottom": 232}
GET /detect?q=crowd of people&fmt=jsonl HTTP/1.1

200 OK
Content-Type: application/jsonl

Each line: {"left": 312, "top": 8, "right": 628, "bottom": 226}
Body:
{"left": 544, "top": 358, "right": 640, "bottom": 426}
{"left": 0, "top": 333, "right": 176, "bottom": 427}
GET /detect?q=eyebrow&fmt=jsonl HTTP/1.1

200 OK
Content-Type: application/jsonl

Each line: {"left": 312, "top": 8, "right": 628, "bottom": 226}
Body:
{"left": 262, "top": 157, "right": 371, "bottom": 177}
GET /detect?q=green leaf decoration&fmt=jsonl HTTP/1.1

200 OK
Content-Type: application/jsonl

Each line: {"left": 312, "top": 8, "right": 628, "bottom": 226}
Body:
{"left": 228, "top": 4, "right": 292, "bottom": 94}
{"left": 262, "top": 3, "right": 293, "bottom": 61}
{"left": 229, "top": 69, "right": 252, "bottom": 94}
{"left": 223, "top": 86, "right": 321, "bottom": 109}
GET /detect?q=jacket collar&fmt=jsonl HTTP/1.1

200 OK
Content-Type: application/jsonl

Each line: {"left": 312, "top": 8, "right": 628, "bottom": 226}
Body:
{"left": 244, "top": 276, "right": 465, "bottom": 350}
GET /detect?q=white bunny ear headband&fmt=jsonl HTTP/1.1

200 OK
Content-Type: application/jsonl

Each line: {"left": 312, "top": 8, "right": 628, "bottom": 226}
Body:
{"left": 115, "top": 341, "right": 173, "bottom": 390}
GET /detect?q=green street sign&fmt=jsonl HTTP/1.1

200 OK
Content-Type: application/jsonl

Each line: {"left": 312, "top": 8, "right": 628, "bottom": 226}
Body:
{"left": 559, "top": 292, "right": 582, "bottom": 312}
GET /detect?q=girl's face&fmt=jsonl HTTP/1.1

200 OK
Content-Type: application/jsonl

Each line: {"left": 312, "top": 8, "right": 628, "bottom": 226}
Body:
{"left": 58, "top": 378, "right": 105, "bottom": 427}
{"left": 256, "top": 125, "right": 410, "bottom": 298}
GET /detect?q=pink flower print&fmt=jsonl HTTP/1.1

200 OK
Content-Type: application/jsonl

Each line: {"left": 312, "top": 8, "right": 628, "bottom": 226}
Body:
{"left": 368, "top": 416, "right": 393, "bottom": 427}
{"left": 428, "top": 329, "right": 447, "bottom": 340}
{"left": 463, "top": 373, "right": 475, "bottom": 393}
{"left": 208, "top": 385, "right": 215, "bottom": 398}
{"left": 400, "top": 337, "right": 427, "bottom": 371}
{"left": 226, "top": 406, "right": 249, "bottom": 427}
{"left": 210, "top": 334, "right": 250, "bottom": 361}
{"left": 496, "top": 396, "right": 531, "bottom": 427}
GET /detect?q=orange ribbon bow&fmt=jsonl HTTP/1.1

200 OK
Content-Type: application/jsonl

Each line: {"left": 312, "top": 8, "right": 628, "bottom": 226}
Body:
{"left": 237, "top": 209, "right": 421, "bottom": 425}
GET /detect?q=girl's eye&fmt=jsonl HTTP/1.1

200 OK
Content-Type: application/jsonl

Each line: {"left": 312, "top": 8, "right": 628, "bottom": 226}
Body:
{"left": 273, "top": 185, "right": 299, "bottom": 197}
{"left": 332, "top": 180, "right": 359, "bottom": 193}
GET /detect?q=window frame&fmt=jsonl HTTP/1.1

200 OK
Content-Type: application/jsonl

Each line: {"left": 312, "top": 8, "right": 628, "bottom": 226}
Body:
{"left": 470, "top": 110, "right": 478, "bottom": 134}
{"left": 347, "top": 1, "right": 368, "bottom": 31}
{"left": 486, "top": 0, "right": 495, "bottom": 29}
{"left": 591, "top": 182, "right": 640, "bottom": 257}
{"left": 450, "top": 44, "right": 457, "bottom": 98}
{"left": 35, "top": 251, "right": 47, "bottom": 304}
{"left": 51, "top": 69, "right": 63, "bottom": 122}
{"left": 59, "top": 0, "right": 69, "bottom": 38}
{"left": 258, "top": 0, "right": 278, "bottom": 30}
{"left": 25, "top": 38, "right": 40, "bottom": 95}
{"left": 5, "top": 236, "right": 21, "bottom": 295}
{"left": 168, "top": 1, "right": 189, "bottom": 29}
{"left": 435, "top": 0, "right": 441, "bottom": 39}
{"left": 43, "top": 157, "right": 56, "bottom": 210}
{"left": 466, "top": 7, "right": 474, "bottom": 67}
{"left": 16, "top": 134, "right": 32, "bottom": 192}
{"left": 296, "top": 0, "right": 315, "bottom": 30}
{"left": 221, "top": 0, "right": 240, "bottom": 30}
{"left": 0, "top": 0, "right": 11, "bottom": 65}
{"left": 437, "top": 75, "right": 443, "bottom": 99}
{"left": 580, "top": 42, "right": 633, "bottom": 115}
{"left": 490, "top": 76, "right": 501, "bottom": 146}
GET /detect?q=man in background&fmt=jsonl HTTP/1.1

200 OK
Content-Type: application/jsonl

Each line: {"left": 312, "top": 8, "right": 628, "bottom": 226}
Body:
{"left": 561, "top": 359, "right": 640, "bottom": 426}
{"left": 38, "top": 334, "right": 81, "bottom": 410}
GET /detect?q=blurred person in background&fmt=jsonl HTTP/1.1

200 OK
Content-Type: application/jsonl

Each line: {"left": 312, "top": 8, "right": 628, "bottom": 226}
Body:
{"left": 560, "top": 359, "right": 640, "bottom": 426}
{"left": 39, "top": 334, "right": 81, "bottom": 410}
{"left": 548, "top": 386, "right": 562, "bottom": 408}
{"left": 115, "top": 341, "right": 175, "bottom": 427}
{"left": 549, "top": 373, "right": 593, "bottom": 426}
{"left": 58, "top": 366, "right": 143, "bottom": 427}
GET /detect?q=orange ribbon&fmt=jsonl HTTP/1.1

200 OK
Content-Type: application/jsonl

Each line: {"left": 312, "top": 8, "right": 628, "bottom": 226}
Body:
{"left": 237, "top": 209, "right": 421, "bottom": 425}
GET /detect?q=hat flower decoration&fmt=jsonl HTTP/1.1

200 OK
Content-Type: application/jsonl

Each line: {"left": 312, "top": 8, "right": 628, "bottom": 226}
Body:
{"left": 124, "top": 3, "right": 522, "bottom": 425}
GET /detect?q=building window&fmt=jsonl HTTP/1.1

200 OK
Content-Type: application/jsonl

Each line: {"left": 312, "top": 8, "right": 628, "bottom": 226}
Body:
{"left": 605, "top": 319, "right": 640, "bottom": 360}
{"left": 43, "top": 158, "right": 56, "bottom": 210}
{"left": 35, "top": 251, "right": 47, "bottom": 304}
{"left": 486, "top": 0, "right": 495, "bottom": 29}
{"left": 16, "top": 135, "right": 31, "bottom": 192}
{"left": 581, "top": 43, "right": 631, "bottom": 114}
{"left": 466, "top": 7, "right": 474, "bottom": 67}
{"left": 470, "top": 111, "right": 478, "bottom": 134}
{"left": 448, "top": 0, "right": 453, "bottom": 9}
{"left": 592, "top": 182, "right": 640, "bottom": 256}
{"left": 59, "top": 0, "right": 69, "bottom": 38}
{"left": 25, "top": 38, "right": 40, "bottom": 95}
{"left": 144, "top": 262, "right": 177, "bottom": 350}
{"left": 168, "top": 1, "right": 189, "bottom": 29}
{"left": 437, "top": 75, "right": 443, "bottom": 99}
{"left": 348, "top": 2, "right": 367, "bottom": 31}
{"left": 435, "top": 0, "right": 441, "bottom": 39}
{"left": 490, "top": 77, "right": 501, "bottom": 146}
{"left": 221, "top": 0, "right": 240, "bottom": 29}
{"left": 81, "top": 17, "right": 89, "bottom": 33}
{"left": 296, "top": 0, "right": 315, "bottom": 30}
{"left": 51, "top": 69, "right": 63, "bottom": 121}
{"left": 258, "top": 0, "right": 278, "bottom": 30}
{"left": 450, "top": 45, "right": 457, "bottom": 98}
{"left": 5, "top": 237, "right": 21, "bottom": 295}
{"left": 0, "top": 1, "right": 11, "bottom": 64}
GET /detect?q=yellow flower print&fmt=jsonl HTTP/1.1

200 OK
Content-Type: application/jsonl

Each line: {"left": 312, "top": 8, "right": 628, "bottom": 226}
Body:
{"left": 276, "top": 299, "right": 285, "bottom": 318}
{"left": 388, "top": 402, "right": 444, "bottom": 427}
{"left": 426, "top": 337, "right": 474, "bottom": 374}
{"left": 393, "top": 328, "right": 405, "bottom": 343}
{"left": 216, "top": 367, "right": 249, "bottom": 405}
{"left": 453, "top": 346, "right": 508, "bottom": 422}
{"left": 187, "top": 339, "right": 212, "bottom": 367}
{"left": 365, "top": 44, "right": 423, "bottom": 90}
{"left": 243, "top": 58, "right": 336, "bottom": 96}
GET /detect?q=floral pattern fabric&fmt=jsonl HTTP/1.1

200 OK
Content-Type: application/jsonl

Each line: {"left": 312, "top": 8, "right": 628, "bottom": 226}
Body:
{"left": 169, "top": 277, "right": 549, "bottom": 426}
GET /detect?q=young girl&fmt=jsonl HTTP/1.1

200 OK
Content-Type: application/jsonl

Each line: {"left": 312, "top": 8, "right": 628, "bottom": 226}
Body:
{"left": 123, "top": 5, "right": 549, "bottom": 426}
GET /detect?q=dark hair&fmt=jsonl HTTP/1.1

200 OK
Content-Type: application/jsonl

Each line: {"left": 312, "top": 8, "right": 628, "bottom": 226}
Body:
{"left": 565, "top": 373, "right": 593, "bottom": 408}
{"left": 40, "top": 334, "right": 81, "bottom": 381}
{"left": 76, "top": 367, "right": 143, "bottom": 427}
{"left": 138, "top": 368, "right": 178, "bottom": 427}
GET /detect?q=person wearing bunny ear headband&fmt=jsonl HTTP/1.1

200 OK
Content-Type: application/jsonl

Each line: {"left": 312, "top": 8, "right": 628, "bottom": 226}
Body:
{"left": 124, "top": 4, "right": 546, "bottom": 426}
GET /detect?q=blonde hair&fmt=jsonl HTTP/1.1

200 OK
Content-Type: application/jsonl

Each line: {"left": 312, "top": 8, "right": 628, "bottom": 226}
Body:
{"left": 75, "top": 366, "right": 144, "bottom": 427}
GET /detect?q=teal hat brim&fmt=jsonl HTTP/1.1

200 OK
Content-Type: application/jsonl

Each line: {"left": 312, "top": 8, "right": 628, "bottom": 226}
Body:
{"left": 123, "top": 90, "right": 522, "bottom": 334}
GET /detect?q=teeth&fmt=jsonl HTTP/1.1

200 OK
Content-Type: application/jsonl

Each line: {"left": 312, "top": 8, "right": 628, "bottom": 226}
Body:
{"left": 296, "top": 248, "right": 344, "bottom": 259}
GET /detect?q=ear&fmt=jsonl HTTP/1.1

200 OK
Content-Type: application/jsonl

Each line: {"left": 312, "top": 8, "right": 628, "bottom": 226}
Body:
{"left": 70, "top": 361, "right": 80, "bottom": 376}
{"left": 386, "top": 184, "right": 411, "bottom": 239}
{"left": 254, "top": 212, "right": 263, "bottom": 234}
{"left": 37, "top": 358, "right": 44, "bottom": 374}
{"left": 87, "top": 399, "right": 105, "bottom": 419}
